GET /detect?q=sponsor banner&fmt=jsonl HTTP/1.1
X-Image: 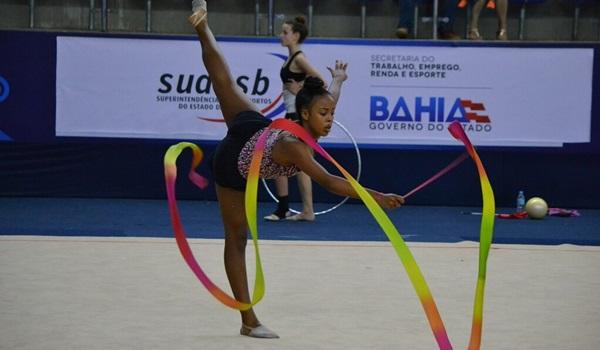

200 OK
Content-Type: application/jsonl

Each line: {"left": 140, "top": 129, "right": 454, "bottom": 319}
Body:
{"left": 56, "top": 36, "right": 593, "bottom": 146}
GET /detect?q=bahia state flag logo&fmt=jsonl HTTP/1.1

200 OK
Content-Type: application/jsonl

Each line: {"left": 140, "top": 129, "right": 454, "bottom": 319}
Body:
{"left": 369, "top": 95, "right": 492, "bottom": 132}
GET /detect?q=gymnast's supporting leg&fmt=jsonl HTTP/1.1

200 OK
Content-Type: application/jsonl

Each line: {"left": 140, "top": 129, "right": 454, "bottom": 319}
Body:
{"left": 215, "top": 186, "right": 257, "bottom": 325}
{"left": 190, "top": 2, "right": 278, "bottom": 338}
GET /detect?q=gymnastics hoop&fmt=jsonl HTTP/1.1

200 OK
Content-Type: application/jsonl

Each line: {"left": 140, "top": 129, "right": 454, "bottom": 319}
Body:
{"left": 261, "top": 119, "right": 362, "bottom": 215}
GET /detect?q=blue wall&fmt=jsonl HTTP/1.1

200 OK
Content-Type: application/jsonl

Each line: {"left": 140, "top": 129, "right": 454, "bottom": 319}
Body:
{"left": 1, "top": 30, "right": 599, "bottom": 208}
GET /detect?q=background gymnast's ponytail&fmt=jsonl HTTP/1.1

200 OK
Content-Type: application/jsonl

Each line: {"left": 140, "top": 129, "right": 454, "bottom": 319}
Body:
{"left": 295, "top": 76, "right": 330, "bottom": 124}
{"left": 285, "top": 16, "right": 308, "bottom": 43}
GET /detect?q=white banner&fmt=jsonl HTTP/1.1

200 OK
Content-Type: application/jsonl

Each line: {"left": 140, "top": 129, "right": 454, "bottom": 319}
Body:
{"left": 56, "top": 36, "right": 594, "bottom": 147}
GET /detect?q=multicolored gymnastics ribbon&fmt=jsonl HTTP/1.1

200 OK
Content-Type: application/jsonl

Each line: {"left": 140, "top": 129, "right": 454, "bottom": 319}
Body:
{"left": 165, "top": 120, "right": 495, "bottom": 350}
{"left": 447, "top": 121, "right": 495, "bottom": 350}
{"left": 247, "top": 119, "right": 495, "bottom": 350}
{"left": 247, "top": 119, "right": 453, "bottom": 349}
{"left": 164, "top": 142, "right": 265, "bottom": 310}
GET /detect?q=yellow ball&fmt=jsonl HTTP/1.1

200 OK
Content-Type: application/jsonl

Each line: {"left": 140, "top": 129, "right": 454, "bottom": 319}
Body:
{"left": 525, "top": 197, "right": 548, "bottom": 219}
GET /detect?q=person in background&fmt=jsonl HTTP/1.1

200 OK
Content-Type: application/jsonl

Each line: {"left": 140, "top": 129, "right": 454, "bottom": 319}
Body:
{"left": 265, "top": 16, "right": 338, "bottom": 222}
{"left": 466, "top": 0, "right": 508, "bottom": 40}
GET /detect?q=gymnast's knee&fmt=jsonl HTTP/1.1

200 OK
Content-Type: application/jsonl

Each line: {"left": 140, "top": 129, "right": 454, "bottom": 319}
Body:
{"left": 224, "top": 228, "right": 248, "bottom": 250}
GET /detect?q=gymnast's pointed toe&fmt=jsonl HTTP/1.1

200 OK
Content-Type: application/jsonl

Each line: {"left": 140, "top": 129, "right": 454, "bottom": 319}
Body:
{"left": 240, "top": 324, "right": 279, "bottom": 339}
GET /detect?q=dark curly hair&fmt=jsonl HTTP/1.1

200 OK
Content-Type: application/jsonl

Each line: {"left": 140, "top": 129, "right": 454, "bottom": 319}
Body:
{"left": 295, "top": 76, "right": 331, "bottom": 123}
{"left": 284, "top": 16, "right": 308, "bottom": 43}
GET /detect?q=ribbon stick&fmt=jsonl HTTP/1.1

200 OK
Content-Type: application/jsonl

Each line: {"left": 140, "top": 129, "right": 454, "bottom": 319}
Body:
{"left": 447, "top": 122, "right": 495, "bottom": 350}
{"left": 164, "top": 142, "right": 264, "bottom": 310}
{"left": 403, "top": 152, "right": 468, "bottom": 199}
{"left": 249, "top": 119, "right": 453, "bottom": 349}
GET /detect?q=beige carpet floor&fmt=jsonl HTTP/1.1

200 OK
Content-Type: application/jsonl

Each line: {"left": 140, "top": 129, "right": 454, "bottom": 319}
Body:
{"left": 1, "top": 236, "right": 599, "bottom": 350}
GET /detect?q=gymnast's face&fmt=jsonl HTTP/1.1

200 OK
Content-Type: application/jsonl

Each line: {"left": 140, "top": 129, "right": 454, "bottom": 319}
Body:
{"left": 301, "top": 94, "right": 336, "bottom": 139}
{"left": 279, "top": 23, "right": 299, "bottom": 47}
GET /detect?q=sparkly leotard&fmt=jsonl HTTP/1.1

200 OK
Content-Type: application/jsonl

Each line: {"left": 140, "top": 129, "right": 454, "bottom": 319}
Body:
{"left": 211, "top": 111, "right": 299, "bottom": 191}
{"left": 237, "top": 127, "right": 300, "bottom": 180}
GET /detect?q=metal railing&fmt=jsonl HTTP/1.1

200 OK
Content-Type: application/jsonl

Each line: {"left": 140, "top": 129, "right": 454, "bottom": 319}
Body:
{"left": 29, "top": 0, "right": 153, "bottom": 33}
{"left": 254, "top": 0, "right": 315, "bottom": 37}
{"left": 23, "top": 0, "right": 600, "bottom": 40}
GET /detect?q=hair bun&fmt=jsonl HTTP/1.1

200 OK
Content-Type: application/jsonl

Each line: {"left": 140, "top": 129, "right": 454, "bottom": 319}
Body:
{"left": 295, "top": 76, "right": 330, "bottom": 120}
{"left": 303, "top": 76, "right": 324, "bottom": 92}
{"left": 294, "top": 16, "right": 306, "bottom": 25}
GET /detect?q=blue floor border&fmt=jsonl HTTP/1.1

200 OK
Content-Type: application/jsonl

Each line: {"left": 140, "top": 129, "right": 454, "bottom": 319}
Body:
{"left": 1, "top": 197, "right": 599, "bottom": 246}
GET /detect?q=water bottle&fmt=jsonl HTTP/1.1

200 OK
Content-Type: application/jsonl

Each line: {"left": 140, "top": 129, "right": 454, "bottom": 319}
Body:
{"left": 516, "top": 190, "right": 525, "bottom": 212}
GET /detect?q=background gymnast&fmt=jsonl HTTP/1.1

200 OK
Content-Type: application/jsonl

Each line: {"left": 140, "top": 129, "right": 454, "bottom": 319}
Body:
{"left": 189, "top": 0, "right": 404, "bottom": 339}
{"left": 265, "top": 15, "right": 332, "bottom": 222}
